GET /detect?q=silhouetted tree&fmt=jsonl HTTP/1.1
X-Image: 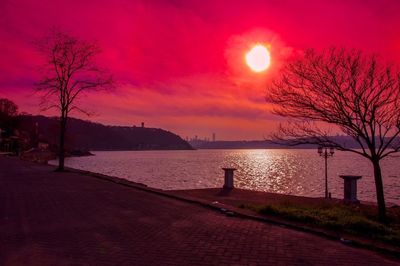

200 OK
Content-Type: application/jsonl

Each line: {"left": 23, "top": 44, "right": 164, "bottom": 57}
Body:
{"left": 36, "top": 30, "right": 113, "bottom": 171}
{"left": 0, "top": 98, "right": 19, "bottom": 136}
{"left": 0, "top": 98, "right": 18, "bottom": 117}
{"left": 267, "top": 48, "right": 400, "bottom": 222}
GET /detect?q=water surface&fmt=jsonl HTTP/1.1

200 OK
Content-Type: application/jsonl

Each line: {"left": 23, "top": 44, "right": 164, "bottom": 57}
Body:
{"left": 50, "top": 149, "right": 400, "bottom": 205}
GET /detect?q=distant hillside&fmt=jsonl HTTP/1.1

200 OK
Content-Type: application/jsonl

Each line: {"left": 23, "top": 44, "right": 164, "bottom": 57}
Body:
{"left": 190, "top": 137, "right": 363, "bottom": 149}
{"left": 19, "top": 115, "right": 193, "bottom": 151}
{"left": 189, "top": 140, "right": 315, "bottom": 149}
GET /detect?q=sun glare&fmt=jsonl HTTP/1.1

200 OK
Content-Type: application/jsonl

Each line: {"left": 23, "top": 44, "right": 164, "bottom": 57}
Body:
{"left": 245, "top": 44, "right": 271, "bottom": 72}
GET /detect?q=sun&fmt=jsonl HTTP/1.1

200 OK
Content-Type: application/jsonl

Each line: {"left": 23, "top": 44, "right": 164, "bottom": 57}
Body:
{"left": 245, "top": 44, "right": 271, "bottom": 72}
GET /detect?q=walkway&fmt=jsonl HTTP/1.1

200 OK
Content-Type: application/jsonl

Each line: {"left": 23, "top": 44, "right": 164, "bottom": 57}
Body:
{"left": 0, "top": 157, "right": 398, "bottom": 265}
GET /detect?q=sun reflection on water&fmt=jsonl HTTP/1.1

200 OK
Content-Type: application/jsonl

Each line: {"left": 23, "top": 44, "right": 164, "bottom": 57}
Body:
{"left": 50, "top": 149, "right": 400, "bottom": 205}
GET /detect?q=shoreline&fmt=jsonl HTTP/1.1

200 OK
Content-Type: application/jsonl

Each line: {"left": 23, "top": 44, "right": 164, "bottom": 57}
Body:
{"left": 8, "top": 153, "right": 400, "bottom": 258}
{"left": 2, "top": 155, "right": 398, "bottom": 265}
{"left": 41, "top": 149, "right": 400, "bottom": 207}
{"left": 46, "top": 156, "right": 400, "bottom": 208}
{"left": 44, "top": 160, "right": 400, "bottom": 258}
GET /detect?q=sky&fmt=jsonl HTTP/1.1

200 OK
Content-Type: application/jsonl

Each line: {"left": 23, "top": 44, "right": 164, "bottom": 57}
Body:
{"left": 1, "top": 0, "right": 400, "bottom": 140}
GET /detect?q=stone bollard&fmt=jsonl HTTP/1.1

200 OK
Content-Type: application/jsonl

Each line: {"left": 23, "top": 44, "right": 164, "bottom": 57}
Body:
{"left": 339, "top": 175, "right": 362, "bottom": 203}
{"left": 222, "top": 168, "right": 236, "bottom": 189}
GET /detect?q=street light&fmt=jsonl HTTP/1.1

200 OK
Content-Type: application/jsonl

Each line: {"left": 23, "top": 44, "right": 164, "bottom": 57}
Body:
{"left": 318, "top": 146, "right": 334, "bottom": 198}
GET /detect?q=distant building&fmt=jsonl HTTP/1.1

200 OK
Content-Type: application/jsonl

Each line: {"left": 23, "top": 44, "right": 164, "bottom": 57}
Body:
{"left": 141, "top": 122, "right": 145, "bottom": 128}
{"left": 212, "top": 133, "right": 216, "bottom": 142}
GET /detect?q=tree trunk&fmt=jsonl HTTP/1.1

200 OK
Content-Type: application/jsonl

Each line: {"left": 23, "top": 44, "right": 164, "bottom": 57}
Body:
{"left": 372, "top": 159, "right": 386, "bottom": 222}
{"left": 57, "top": 116, "right": 67, "bottom": 171}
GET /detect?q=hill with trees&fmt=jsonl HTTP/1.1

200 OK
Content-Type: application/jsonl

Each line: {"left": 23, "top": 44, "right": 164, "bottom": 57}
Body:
{"left": 19, "top": 115, "right": 193, "bottom": 151}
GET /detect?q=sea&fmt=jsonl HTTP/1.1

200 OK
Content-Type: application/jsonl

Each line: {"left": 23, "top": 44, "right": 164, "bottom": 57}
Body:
{"left": 49, "top": 149, "right": 400, "bottom": 205}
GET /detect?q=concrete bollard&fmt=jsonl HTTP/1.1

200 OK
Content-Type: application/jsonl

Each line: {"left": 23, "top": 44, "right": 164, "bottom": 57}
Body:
{"left": 222, "top": 168, "right": 236, "bottom": 189}
{"left": 339, "top": 175, "right": 362, "bottom": 203}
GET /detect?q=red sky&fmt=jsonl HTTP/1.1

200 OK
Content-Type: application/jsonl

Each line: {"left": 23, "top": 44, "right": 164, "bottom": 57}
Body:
{"left": 1, "top": 0, "right": 400, "bottom": 140}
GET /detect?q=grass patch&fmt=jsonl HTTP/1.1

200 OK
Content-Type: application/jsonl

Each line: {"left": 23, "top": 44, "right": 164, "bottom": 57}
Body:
{"left": 239, "top": 203, "right": 400, "bottom": 245}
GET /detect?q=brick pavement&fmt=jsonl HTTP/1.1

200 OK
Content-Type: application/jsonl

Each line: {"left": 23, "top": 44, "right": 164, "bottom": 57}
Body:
{"left": 0, "top": 157, "right": 398, "bottom": 265}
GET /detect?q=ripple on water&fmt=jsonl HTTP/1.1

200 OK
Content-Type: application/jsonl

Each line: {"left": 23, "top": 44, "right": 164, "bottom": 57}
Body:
{"left": 49, "top": 149, "right": 400, "bottom": 205}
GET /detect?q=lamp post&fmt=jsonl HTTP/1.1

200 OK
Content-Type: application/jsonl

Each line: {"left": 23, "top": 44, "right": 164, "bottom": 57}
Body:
{"left": 318, "top": 146, "right": 334, "bottom": 198}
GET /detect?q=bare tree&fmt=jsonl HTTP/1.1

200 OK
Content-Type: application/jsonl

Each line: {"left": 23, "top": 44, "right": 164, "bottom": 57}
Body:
{"left": 36, "top": 30, "right": 113, "bottom": 171}
{"left": 267, "top": 48, "right": 400, "bottom": 222}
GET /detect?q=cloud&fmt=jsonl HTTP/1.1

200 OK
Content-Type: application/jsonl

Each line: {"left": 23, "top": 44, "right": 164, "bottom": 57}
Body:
{"left": 1, "top": 0, "right": 400, "bottom": 139}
